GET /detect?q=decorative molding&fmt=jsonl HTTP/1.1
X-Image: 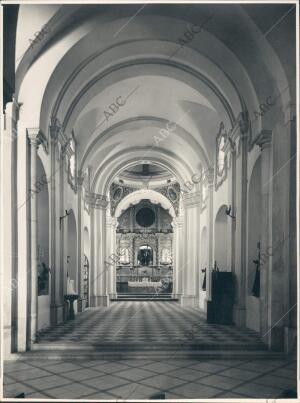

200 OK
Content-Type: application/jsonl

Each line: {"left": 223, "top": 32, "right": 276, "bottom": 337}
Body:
{"left": 49, "top": 116, "right": 61, "bottom": 144}
{"left": 109, "top": 181, "right": 181, "bottom": 216}
{"left": 27, "top": 128, "right": 48, "bottom": 153}
{"left": 88, "top": 193, "right": 108, "bottom": 209}
{"left": 155, "top": 182, "right": 180, "bottom": 216}
{"left": 205, "top": 166, "right": 214, "bottom": 186}
{"left": 254, "top": 130, "right": 272, "bottom": 150}
{"left": 215, "top": 122, "right": 228, "bottom": 190}
{"left": 27, "top": 128, "right": 41, "bottom": 146}
{"left": 182, "top": 190, "right": 201, "bottom": 208}
{"left": 228, "top": 111, "right": 250, "bottom": 155}
{"left": 38, "top": 130, "right": 49, "bottom": 154}
{"left": 110, "top": 183, "right": 135, "bottom": 216}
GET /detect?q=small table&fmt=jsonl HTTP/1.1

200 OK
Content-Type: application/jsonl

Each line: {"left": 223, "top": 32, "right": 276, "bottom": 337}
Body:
{"left": 64, "top": 294, "right": 79, "bottom": 320}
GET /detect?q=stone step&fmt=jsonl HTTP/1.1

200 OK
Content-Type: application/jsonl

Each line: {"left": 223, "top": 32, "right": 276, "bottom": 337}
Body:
{"left": 112, "top": 293, "right": 177, "bottom": 301}
{"left": 32, "top": 341, "right": 267, "bottom": 351}
{"left": 8, "top": 348, "right": 285, "bottom": 361}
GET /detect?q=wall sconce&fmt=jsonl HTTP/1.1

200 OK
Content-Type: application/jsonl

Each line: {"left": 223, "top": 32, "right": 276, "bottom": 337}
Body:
{"left": 225, "top": 205, "right": 236, "bottom": 219}
{"left": 60, "top": 209, "right": 71, "bottom": 229}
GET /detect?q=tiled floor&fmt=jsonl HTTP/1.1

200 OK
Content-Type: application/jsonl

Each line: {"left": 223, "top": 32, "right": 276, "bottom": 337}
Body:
{"left": 4, "top": 301, "right": 298, "bottom": 399}
{"left": 4, "top": 357, "right": 297, "bottom": 399}
{"left": 36, "top": 301, "right": 265, "bottom": 349}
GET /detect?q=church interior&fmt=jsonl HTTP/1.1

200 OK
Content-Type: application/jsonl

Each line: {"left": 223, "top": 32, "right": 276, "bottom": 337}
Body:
{"left": 1, "top": 2, "right": 298, "bottom": 400}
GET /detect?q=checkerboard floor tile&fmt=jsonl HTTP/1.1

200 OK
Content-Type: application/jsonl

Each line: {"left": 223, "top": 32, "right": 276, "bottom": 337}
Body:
{"left": 35, "top": 301, "right": 265, "bottom": 349}
{"left": 4, "top": 301, "right": 297, "bottom": 399}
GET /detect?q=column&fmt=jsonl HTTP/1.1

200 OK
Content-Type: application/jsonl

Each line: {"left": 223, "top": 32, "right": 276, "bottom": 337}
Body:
{"left": 205, "top": 168, "right": 214, "bottom": 306}
{"left": 49, "top": 122, "right": 61, "bottom": 324}
{"left": 255, "top": 131, "right": 273, "bottom": 345}
{"left": 107, "top": 215, "right": 117, "bottom": 299}
{"left": 2, "top": 98, "right": 19, "bottom": 354}
{"left": 89, "top": 193, "right": 108, "bottom": 306}
{"left": 233, "top": 122, "right": 248, "bottom": 327}
{"left": 27, "top": 129, "right": 43, "bottom": 343}
{"left": 173, "top": 215, "right": 184, "bottom": 298}
{"left": 77, "top": 175, "right": 84, "bottom": 311}
{"left": 182, "top": 191, "right": 201, "bottom": 307}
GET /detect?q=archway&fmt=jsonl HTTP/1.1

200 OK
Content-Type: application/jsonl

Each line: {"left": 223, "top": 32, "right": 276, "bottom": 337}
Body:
{"left": 115, "top": 190, "right": 174, "bottom": 297}
{"left": 246, "top": 156, "right": 262, "bottom": 332}
{"left": 36, "top": 156, "right": 50, "bottom": 330}
{"left": 214, "top": 205, "right": 228, "bottom": 271}
{"left": 199, "top": 226, "right": 208, "bottom": 310}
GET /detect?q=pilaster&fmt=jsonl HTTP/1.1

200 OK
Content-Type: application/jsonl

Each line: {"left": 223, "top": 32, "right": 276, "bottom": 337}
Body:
{"left": 27, "top": 128, "right": 43, "bottom": 344}
{"left": 181, "top": 191, "right": 201, "bottom": 307}
{"left": 2, "top": 98, "right": 19, "bottom": 355}
{"left": 89, "top": 193, "right": 109, "bottom": 307}
{"left": 204, "top": 168, "right": 214, "bottom": 308}
{"left": 255, "top": 130, "right": 277, "bottom": 348}
{"left": 48, "top": 121, "right": 63, "bottom": 324}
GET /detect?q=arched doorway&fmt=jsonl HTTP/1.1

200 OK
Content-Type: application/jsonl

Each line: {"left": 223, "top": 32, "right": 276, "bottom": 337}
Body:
{"left": 214, "top": 205, "right": 228, "bottom": 271}
{"left": 36, "top": 156, "right": 50, "bottom": 330}
{"left": 246, "top": 156, "right": 262, "bottom": 332}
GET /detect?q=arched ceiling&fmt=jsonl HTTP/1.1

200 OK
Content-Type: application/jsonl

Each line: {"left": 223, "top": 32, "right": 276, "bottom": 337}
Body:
{"left": 15, "top": 3, "right": 292, "bottom": 196}
{"left": 115, "top": 189, "right": 176, "bottom": 219}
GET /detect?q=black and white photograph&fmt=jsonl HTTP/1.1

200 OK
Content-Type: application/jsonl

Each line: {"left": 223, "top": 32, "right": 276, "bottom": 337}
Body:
{"left": 1, "top": 0, "right": 298, "bottom": 401}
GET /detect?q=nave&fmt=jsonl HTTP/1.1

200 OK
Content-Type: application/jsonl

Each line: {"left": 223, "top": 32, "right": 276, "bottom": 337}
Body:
{"left": 2, "top": 2, "right": 297, "bottom": 400}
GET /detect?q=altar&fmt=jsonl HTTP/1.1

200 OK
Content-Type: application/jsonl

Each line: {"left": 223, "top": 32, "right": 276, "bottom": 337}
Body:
{"left": 128, "top": 277, "right": 163, "bottom": 289}
{"left": 116, "top": 267, "right": 173, "bottom": 294}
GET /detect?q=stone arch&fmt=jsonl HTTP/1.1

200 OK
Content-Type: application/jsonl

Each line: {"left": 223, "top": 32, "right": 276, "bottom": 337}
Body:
{"left": 214, "top": 205, "right": 229, "bottom": 271}
{"left": 115, "top": 189, "right": 176, "bottom": 220}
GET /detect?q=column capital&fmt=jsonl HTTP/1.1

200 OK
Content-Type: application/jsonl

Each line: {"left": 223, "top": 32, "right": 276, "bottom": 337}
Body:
{"left": 173, "top": 216, "right": 184, "bottom": 229}
{"left": 27, "top": 128, "right": 49, "bottom": 153}
{"left": 77, "top": 175, "right": 85, "bottom": 187}
{"left": 49, "top": 117, "right": 61, "bottom": 144}
{"left": 88, "top": 192, "right": 108, "bottom": 209}
{"left": 182, "top": 190, "right": 201, "bottom": 208}
{"left": 107, "top": 216, "right": 117, "bottom": 227}
{"left": 206, "top": 167, "right": 214, "bottom": 186}
{"left": 227, "top": 111, "right": 249, "bottom": 154}
{"left": 255, "top": 130, "right": 272, "bottom": 150}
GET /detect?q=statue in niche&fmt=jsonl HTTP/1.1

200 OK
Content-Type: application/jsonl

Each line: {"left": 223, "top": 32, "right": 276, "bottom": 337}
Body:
{"left": 38, "top": 262, "right": 50, "bottom": 296}
{"left": 138, "top": 246, "right": 152, "bottom": 266}
{"left": 161, "top": 248, "right": 171, "bottom": 264}
{"left": 120, "top": 247, "right": 130, "bottom": 264}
